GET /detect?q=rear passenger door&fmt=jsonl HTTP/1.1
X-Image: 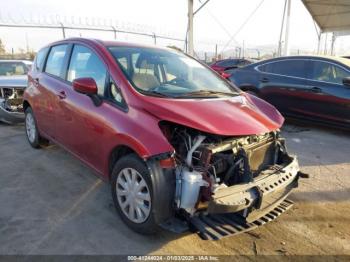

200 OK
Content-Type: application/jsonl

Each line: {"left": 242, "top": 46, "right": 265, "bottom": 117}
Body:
{"left": 37, "top": 44, "right": 69, "bottom": 139}
{"left": 257, "top": 59, "right": 309, "bottom": 115}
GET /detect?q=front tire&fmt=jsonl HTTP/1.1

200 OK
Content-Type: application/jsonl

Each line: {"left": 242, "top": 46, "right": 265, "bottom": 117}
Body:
{"left": 111, "top": 154, "right": 160, "bottom": 234}
{"left": 25, "top": 107, "right": 49, "bottom": 148}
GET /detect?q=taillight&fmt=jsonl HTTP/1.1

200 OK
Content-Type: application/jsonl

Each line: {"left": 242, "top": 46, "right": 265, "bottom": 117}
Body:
{"left": 221, "top": 72, "right": 231, "bottom": 79}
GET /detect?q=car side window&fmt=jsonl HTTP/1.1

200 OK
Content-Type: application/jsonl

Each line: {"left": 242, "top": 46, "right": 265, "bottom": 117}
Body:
{"left": 67, "top": 45, "right": 107, "bottom": 96}
{"left": 35, "top": 47, "right": 48, "bottom": 71}
{"left": 108, "top": 77, "right": 126, "bottom": 109}
{"left": 310, "top": 61, "right": 350, "bottom": 84}
{"left": 44, "top": 45, "right": 68, "bottom": 78}
{"left": 259, "top": 60, "right": 306, "bottom": 78}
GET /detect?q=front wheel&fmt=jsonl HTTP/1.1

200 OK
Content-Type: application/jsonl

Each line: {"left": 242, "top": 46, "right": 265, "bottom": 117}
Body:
{"left": 111, "top": 154, "right": 160, "bottom": 234}
{"left": 25, "top": 107, "right": 49, "bottom": 148}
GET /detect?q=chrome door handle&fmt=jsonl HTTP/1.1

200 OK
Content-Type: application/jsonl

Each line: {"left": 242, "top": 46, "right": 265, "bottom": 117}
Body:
{"left": 310, "top": 87, "right": 322, "bottom": 93}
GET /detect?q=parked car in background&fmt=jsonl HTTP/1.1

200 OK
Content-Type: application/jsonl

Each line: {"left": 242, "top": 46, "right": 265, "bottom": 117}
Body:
{"left": 0, "top": 60, "right": 32, "bottom": 124}
{"left": 228, "top": 56, "right": 350, "bottom": 129}
{"left": 24, "top": 38, "right": 303, "bottom": 240}
{"left": 210, "top": 58, "right": 253, "bottom": 78}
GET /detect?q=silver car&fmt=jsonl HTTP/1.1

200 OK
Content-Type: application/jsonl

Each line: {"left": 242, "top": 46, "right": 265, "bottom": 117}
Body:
{"left": 0, "top": 60, "right": 32, "bottom": 124}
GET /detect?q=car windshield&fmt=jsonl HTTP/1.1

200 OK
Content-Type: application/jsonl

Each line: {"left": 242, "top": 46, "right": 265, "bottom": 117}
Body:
{"left": 108, "top": 46, "right": 239, "bottom": 98}
{"left": 0, "top": 61, "right": 28, "bottom": 76}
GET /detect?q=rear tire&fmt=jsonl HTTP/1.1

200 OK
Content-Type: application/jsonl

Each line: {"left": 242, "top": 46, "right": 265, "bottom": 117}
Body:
{"left": 111, "top": 154, "right": 160, "bottom": 235}
{"left": 25, "top": 107, "right": 49, "bottom": 148}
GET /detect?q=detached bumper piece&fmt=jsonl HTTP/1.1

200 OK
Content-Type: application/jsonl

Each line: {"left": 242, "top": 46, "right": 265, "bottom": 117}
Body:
{"left": 190, "top": 198, "right": 293, "bottom": 240}
{"left": 0, "top": 86, "right": 25, "bottom": 124}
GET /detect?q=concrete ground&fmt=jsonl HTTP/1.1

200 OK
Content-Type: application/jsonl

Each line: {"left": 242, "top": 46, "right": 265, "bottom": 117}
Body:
{"left": 0, "top": 121, "right": 349, "bottom": 256}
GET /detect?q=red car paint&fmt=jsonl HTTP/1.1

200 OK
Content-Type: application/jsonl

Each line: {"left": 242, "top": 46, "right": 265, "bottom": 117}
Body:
{"left": 24, "top": 38, "right": 283, "bottom": 180}
{"left": 211, "top": 65, "right": 226, "bottom": 74}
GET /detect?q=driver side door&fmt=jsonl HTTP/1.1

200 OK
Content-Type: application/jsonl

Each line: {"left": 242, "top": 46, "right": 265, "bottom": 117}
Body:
{"left": 305, "top": 60, "right": 350, "bottom": 125}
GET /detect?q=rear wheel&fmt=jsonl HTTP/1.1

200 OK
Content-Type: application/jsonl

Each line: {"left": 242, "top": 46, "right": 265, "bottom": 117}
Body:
{"left": 111, "top": 154, "right": 160, "bottom": 234}
{"left": 25, "top": 107, "right": 49, "bottom": 148}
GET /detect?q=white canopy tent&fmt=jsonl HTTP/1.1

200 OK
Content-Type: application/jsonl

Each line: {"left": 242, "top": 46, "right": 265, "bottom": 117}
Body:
{"left": 301, "top": 0, "right": 350, "bottom": 54}
{"left": 302, "top": 0, "right": 350, "bottom": 33}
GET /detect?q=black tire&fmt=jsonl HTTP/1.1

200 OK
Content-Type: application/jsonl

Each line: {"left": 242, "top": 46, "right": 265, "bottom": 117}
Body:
{"left": 111, "top": 154, "right": 160, "bottom": 235}
{"left": 24, "top": 107, "right": 49, "bottom": 148}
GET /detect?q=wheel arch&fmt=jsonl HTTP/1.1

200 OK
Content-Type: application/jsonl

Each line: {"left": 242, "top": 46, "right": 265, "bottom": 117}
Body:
{"left": 108, "top": 144, "right": 138, "bottom": 179}
{"left": 23, "top": 100, "right": 31, "bottom": 111}
{"left": 239, "top": 84, "right": 260, "bottom": 95}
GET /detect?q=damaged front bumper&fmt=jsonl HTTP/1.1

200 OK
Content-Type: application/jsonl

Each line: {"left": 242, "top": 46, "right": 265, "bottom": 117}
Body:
{"left": 0, "top": 98, "right": 25, "bottom": 124}
{"left": 188, "top": 156, "right": 302, "bottom": 240}
{"left": 0, "top": 86, "right": 25, "bottom": 124}
{"left": 208, "top": 155, "right": 300, "bottom": 222}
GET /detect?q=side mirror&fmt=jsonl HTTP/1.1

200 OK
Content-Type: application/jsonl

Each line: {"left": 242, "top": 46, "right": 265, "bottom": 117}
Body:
{"left": 73, "top": 77, "right": 98, "bottom": 95}
{"left": 72, "top": 77, "right": 102, "bottom": 106}
{"left": 343, "top": 77, "right": 350, "bottom": 87}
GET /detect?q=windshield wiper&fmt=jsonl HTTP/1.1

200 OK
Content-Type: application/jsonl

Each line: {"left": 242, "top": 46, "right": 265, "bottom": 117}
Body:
{"left": 175, "top": 90, "right": 238, "bottom": 98}
{"left": 139, "top": 90, "right": 174, "bottom": 98}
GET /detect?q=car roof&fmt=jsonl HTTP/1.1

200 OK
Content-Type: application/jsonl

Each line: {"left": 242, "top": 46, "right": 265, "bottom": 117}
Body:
{"left": 248, "top": 55, "right": 350, "bottom": 69}
{"left": 45, "top": 37, "right": 170, "bottom": 52}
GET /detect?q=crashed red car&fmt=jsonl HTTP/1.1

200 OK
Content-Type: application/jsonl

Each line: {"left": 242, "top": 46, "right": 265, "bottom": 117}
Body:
{"left": 24, "top": 38, "right": 303, "bottom": 240}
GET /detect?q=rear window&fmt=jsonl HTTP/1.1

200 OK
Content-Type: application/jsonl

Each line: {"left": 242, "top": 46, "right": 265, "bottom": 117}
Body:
{"left": 258, "top": 60, "right": 307, "bottom": 78}
{"left": 44, "top": 45, "right": 68, "bottom": 78}
{"left": 0, "top": 61, "right": 28, "bottom": 76}
{"left": 35, "top": 47, "right": 48, "bottom": 71}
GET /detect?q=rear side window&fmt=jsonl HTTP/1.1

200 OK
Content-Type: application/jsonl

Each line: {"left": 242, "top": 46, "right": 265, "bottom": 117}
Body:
{"left": 67, "top": 45, "right": 107, "bottom": 96}
{"left": 35, "top": 47, "right": 48, "bottom": 71}
{"left": 45, "top": 45, "right": 68, "bottom": 77}
{"left": 259, "top": 60, "right": 307, "bottom": 78}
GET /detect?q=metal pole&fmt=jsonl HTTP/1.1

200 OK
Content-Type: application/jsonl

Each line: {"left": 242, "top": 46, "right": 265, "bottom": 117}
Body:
{"left": 330, "top": 32, "right": 336, "bottom": 55}
{"left": 154, "top": 33, "right": 157, "bottom": 45}
{"left": 283, "top": 0, "right": 291, "bottom": 56}
{"left": 317, "top": 33, "right": 322, "bottom": 54}
{"left": 242, "top": 40, "right": 245, "bottom": 58}
{"left": 59, "top": 22, "right": 66, "bottom": 38}
{"left": 188, "top": 0, "right": 194, "bottom": 56}
{"left": 278, "top": 0, "right": 287, "bottom": 56}
{"left": 111, "top": 26, "right": 117, "bottom": 39}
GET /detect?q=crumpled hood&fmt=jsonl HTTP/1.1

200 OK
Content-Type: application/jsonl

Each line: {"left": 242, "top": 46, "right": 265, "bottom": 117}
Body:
{"left": 0, "top": 75, "right": 28, "bottom": 88}
{"left": 139, "top": 93, "right": 284, "bottom": 136}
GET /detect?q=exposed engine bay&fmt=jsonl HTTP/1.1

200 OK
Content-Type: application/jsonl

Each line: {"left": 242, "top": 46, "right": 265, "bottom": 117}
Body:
{"left": 160, "top": 121, "right": 301, "bottom": 223}
{"left": 0, "top": 87, "right": 24, "bottom": 124}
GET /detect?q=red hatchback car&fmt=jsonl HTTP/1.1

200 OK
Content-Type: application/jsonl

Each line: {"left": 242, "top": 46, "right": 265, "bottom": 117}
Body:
{"left": 24, "top": 38, "right": 302, "bottom": 240}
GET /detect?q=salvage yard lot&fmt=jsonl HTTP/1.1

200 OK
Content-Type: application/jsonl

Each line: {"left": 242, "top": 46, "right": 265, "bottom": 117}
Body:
{"left": 0, "top": 122, "right": 349, "bottom": 255}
